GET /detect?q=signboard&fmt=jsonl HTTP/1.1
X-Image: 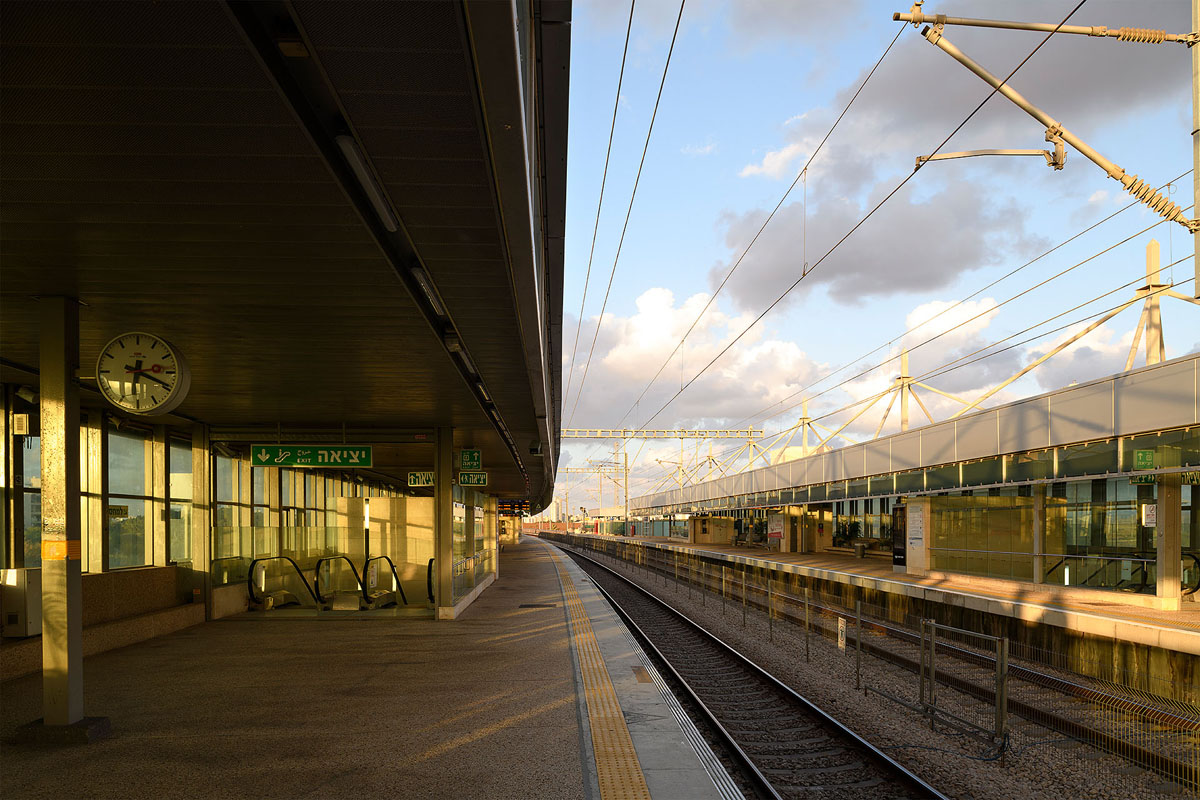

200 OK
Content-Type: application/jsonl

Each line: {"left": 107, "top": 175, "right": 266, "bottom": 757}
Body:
{"left": 1134, "top": 450, "right": 1155, "bottom": 470}
{"left": 1141, "top": 504, "right": 1157, "bottom": 528}
{"left": 460, "top": 449, "right": 482, "bottom": 470}
{"left": 891, "top": 506, "right": 907, "bottom": 567}
{"left": 838, "top": 617, "right": 847, "bottom": 651}
{"left": 766, "top": 514, "right": 784, "bottom": 540}
{"left": 458, "top": 471, "right": 488, "bottom": 487}
{"left": 1130, "top": 475, "right": 1156, "bottom": 485}
{"left": 407, "top": 471, "right": 435, "bottom": 488}
{"left": 252, "top": 444, "right": 372, "bottom": 468}
{"left": 107, "top": 505, "right": 129, "bottom": 518}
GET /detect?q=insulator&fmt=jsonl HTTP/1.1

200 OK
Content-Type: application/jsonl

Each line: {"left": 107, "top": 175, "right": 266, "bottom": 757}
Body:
{"left": 1115, "top": 27, "right": 1166, "bottom": 44}
{"left": 1120, "top": 174, "right": 1191, "bottom": 228}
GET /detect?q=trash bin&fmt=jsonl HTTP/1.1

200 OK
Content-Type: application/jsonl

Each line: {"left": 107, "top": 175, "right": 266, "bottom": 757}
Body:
{"left": 853, "top": 542, "right": 867, "bottom": 559}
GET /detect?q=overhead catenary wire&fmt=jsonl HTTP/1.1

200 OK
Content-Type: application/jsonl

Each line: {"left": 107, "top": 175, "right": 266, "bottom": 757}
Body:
{"left": 562, "top": 0, "right": 636, "bottom": 411}
{"left": 564, "top": 0, "right": 687, "bottom": 428}
{"left": 733, "top": 170, "right": 1193, "bottom": 430}
{"left": 629, "top": 0, "right": 1089, "bottom": 434}
{"left": 611, "top": 21, "right": 910, "bottom": 430}
{"left": 724, "top": 201, "right": 1192, "bottom": 436}
{"left": 632, "top": 254, "right": 1194, "bottom": 487}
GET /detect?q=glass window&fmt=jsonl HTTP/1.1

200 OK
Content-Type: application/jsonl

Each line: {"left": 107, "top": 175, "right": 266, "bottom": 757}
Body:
{"left": 22, "top": 435, "right": 41, "bottom": 488}
{"left": 215, "top": 455, "right": 236, "bottom": 503}
{"left": 108, "top": 498, "right": 146, "bottom": 569}
{"left": 109, "top": 429, "right": 149, "bottom": 496}
{"left": 169, "top": 439, "right": 193, "bottom": 562}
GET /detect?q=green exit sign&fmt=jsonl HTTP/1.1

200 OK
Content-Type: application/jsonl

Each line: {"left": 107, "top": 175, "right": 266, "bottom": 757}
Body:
{"left": 1129, "top": 475, "right": 1156, "bottom": 485}
{"left": 252, "top": 444, "right": 372, "bottom": 468}
{"left": 460, "top": 449, "right": 482, "bottom": 470}
{"left": 458, "top": 471, "right": 488, "bottom": 487}
{"left": 1134, "top": 450, "right": 1155, "bottom": 470}
{"left": 408, "top": 471, "right": 435, "bottom": 488}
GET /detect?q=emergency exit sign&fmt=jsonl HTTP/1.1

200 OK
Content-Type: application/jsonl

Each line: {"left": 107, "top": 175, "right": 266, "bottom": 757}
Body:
{"left": 252, "top": 445, "right": 372, "bottom": 468}
{"left": 460, "top": 449, "right": 482, "bottom": 470}
{"left": 458, "top": 471, "right": 488, "bottom": 487}
{"left": 1134, "top": 450, "right": 1155, "bottom": 470}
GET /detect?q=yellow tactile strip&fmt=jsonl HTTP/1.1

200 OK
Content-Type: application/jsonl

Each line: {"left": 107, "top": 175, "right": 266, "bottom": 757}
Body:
{"left": 547, "top": 546, "right": 652, "bottom": 800}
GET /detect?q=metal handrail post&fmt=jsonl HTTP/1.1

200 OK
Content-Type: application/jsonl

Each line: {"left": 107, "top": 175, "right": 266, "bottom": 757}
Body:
{"left": 855, "top": 599, "right": 862, "bottom": 690}
{"left": 805, "top": 587, "right": 811, "bottom": 663}
{"left": 996, "top": 637, "right": 1010, "bottom": 743}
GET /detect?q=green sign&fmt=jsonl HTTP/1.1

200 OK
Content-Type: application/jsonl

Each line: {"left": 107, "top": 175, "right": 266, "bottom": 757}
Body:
{"left": 252, "top": 445, "right": 372, "bottom": 468}
{"left": 460, "top": 449, "right": 482, "bottom": 470}
{"left": 408, "top": 472, "right": 435, "bottom": 487}
{"left": 458, "top": 471, "right": 488, "bottom": 487}
{"left": 1129, "top": 475, "right": 1156, "bottom": 485}
{"left": 1134, "top": 450, "right": 1155, "bottom": 470}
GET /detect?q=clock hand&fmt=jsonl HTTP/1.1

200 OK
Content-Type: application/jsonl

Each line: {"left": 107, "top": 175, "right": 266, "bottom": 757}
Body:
{"left": 140, "top": 373, "right": 170, "bottom": 388}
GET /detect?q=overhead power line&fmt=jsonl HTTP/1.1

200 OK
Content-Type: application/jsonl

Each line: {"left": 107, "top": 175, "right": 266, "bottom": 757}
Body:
{"left": 611, "top": 21, "right": 910, "bottom": 430}
{"left": 727, "top": 199, "right": 1191, "bottom": 433}
{"left": 562, "top": 0, "right": 636, "bottom": 410}
{"left": 565, "top": 0, "right": 687, "bottom": 427}
{"left": 630, "top": 0, "right": 1089, "bottom": 433}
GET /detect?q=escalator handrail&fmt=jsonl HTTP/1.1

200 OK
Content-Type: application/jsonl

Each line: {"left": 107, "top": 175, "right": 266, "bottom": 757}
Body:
{"left": 246, "top": 556, "right": 320, "bottom": 606}
{"left": 361, "top": 556, "right": 409, "bottom": 606}
{"left": 1184, "top": 552, "right": 1200, "bottom": 596}
{"left": 313, "top": 555, "right": 365, "bottom": 604}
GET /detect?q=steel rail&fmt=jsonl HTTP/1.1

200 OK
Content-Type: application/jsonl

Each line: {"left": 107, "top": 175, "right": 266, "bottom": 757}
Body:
{"left": 559, "top": 543, "right": 949, "bottom": 800}
{"left": 553, "top": 535, "right": 1200, "bottom": 790}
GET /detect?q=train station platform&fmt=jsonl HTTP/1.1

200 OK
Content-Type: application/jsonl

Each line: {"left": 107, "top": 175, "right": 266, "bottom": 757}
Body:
{"left": 540, "top": 532, "right": 1200, "bottom": 661}
{"left": 1, "top": 537, "right": 731, "bottom": 800}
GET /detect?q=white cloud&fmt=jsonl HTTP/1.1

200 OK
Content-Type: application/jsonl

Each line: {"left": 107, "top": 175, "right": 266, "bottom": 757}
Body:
{"left": 682, "top": 140, "right": 716, "bottom": 156}
{"left": 739, "top": 141, "right": 806, "bottom": 179}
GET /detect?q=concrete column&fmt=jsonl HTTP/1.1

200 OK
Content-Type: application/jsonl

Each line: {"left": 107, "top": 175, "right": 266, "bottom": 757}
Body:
{"left": 191, "top": 424, "right": 211, "bottom": 618}
{"left": 434, "top": 427, "right": 454, "bottom": 618}
{"left": 1032, "top": 485, "right": 1046, "bottom": 584}
{"left": 151, "top": 425, "right": 168, "bottom": 566}
{"left": 1157, "top": 462, "right": 1183, "bottom": 611}
{"left": 38, "top": 297, "right": 84, "bottom": 727}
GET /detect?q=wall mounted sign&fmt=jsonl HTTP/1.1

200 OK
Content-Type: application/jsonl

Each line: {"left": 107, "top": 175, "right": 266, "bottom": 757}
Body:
{"left": 252, "top": 445, "right": 372, "bottom": 468}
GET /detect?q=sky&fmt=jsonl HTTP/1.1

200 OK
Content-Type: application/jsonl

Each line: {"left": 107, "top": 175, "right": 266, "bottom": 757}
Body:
{"left": 554, "top": 0, "right": 1196, "bottom": 509}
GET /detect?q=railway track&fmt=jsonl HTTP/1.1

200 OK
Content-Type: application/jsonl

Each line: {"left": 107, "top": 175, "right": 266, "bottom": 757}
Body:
{"left": 554, "top": 534, "right": 1200, "bottom": 793}
{"left": 561, "top": 546, "right": 947, "bottom": 800}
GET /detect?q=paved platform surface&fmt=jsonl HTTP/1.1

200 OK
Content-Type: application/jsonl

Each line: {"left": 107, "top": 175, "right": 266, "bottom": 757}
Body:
{"left": 553, "top": 533, "right": 1200, "bottom": 656}
{"left": 1, "top": 537, "right": 725, "bottom": 800}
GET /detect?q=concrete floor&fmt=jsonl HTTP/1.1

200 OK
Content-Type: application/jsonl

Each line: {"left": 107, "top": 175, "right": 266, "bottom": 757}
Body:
{"left": 2, "top": 539, "right": 586, "bottom": 800}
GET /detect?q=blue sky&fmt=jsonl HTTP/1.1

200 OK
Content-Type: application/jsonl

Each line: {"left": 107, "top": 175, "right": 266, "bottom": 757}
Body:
{"left": 555, "top": 0, "right": 1195, "bottom": 504}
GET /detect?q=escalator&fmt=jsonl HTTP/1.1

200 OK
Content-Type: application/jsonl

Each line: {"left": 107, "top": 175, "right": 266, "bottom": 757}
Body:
{"left": 247, "top": 554, "right": 421, "bottom": 613}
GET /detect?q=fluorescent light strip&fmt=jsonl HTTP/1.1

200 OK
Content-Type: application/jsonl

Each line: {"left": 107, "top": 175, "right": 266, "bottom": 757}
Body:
{"left": 335, "top": 134, "right": 399, "bottom": 233}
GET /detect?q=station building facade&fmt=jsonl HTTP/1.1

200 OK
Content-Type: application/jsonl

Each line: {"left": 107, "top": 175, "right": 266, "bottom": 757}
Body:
{"left": 630, "top": 355, "right": 1200, "bottom": 609}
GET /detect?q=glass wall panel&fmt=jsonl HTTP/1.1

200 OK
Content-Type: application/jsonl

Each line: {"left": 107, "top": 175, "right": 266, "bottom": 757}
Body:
{"left": 1059, "top": 439, "right": 1117, "bottom": 478}
{"left": 961, "top": 457, "right": 1003, "bottom": 487}
{"left": 925, "top": 464, "right": 960, "bottom": 492}
{"left": 109, "top": 429, "right": 148, "bottom": 496}
{"left": 896, "top": 469, "right": 923, "bottom": 494}
{"left": 1006, "top": 449, "right": 1053, "bottom": 482}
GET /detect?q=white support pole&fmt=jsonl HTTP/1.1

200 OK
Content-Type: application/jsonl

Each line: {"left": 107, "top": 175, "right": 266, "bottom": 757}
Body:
{"left": 1145, "top": 239, "right": 1165, "bottom": 364}
{"left": 1193, "top": 0, "right": 1200, "bottom": 297}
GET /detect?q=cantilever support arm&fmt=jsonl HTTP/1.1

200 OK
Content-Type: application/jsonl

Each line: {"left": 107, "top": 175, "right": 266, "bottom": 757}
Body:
{"left": 895, "top": 11, "right": 1196, "bottom": 45}
{"left": 918, "top": 25, "right": 1196, "bottom": 233}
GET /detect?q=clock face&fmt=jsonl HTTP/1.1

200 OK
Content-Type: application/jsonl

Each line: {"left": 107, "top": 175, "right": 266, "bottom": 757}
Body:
{"left": 95, "top": 332, "right": 191, "bottom": 416}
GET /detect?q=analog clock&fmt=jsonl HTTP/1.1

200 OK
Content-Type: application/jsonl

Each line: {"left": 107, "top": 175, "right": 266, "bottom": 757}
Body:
{"left": 95, "top": 332, "right": 191, "bottom": 416}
